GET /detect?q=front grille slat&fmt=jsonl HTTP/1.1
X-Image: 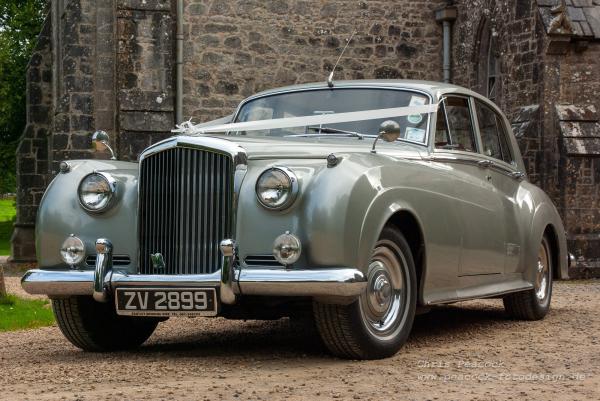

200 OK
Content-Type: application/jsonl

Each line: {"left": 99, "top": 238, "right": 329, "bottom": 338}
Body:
{"left": 138, "top": 147, "right": 232, "bottom": 275}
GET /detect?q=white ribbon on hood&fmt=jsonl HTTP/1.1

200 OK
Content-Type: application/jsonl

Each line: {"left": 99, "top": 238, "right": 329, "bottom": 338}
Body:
{"left": 172, "top": 104, "right": 437, "bottom": 135}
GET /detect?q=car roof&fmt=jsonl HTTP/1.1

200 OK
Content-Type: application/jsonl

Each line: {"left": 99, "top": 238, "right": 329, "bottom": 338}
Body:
{"left": 248, "top": 79, "right": 483, "bottom": 101}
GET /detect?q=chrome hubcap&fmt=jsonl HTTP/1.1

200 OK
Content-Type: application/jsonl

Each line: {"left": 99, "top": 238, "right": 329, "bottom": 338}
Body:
{"left": 360, "top": 243, "right": 408, "bottom": 340}
{"left": 535, "top": 241, "right": 550, "bottom": 302}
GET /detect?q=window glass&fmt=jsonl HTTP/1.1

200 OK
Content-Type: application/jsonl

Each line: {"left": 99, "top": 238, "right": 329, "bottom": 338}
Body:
{"left": 496, "top": 115, "right": 514, "bottom": 164}
{"left": 435, "top": 103, "right": 450, "bottom": 144}
{"left": 475, "top": 101, "right": 513, "bottom": 164}
{"left": 435, "top": 97, "right": 477, "bottom": 152}
{"left": 233, "top": 88, "right": 430, "bottom": 143}
{"left": 475, "top": 102, "right": 502, "bottom": 159}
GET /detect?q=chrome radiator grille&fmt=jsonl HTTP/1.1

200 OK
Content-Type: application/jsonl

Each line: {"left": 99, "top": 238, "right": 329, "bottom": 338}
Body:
{"left": 138, "top": 147, "right": 233, "bottom": 275}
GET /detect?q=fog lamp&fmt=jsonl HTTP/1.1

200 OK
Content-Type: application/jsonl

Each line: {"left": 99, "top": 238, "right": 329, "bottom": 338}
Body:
{"left": 60, "top": 235, "right": 85, "bottom": 266}
{"left": 273, "top": 232, "right": 302, "bottom": 266}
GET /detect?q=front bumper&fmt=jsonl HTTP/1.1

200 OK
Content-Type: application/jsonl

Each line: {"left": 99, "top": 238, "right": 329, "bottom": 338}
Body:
{"left": 22, "top": 238, "right": 367, "bottom": 304}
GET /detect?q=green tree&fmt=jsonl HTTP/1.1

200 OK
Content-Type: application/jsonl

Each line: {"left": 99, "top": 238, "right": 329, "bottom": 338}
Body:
{"left": 0, "top": 0, "right": 46, "bottom": 194}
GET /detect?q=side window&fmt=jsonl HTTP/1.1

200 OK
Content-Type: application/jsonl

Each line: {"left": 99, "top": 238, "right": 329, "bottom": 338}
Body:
{"left": 435, "top": 97, "right": 477, "bottom": 152}
{"left": 435, "top": 103, "right": 450, "bottom": 144}
{"left": 475, "top": 101, "right": 513, "bottom": 164}
{"left": 496, "top": 116, "right": 514, "bottom": 165}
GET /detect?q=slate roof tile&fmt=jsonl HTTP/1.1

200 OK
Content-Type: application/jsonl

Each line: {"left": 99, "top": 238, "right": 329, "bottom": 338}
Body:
{"left": 580, "top": 20, "right": 594, "bottom": 35}
{"left": 536, "top": 0, "right": 564, "bottom": 5}
{"left": 568, "top": 5, "right": 587, "bottom": 20}
{"left": 582, "top": 6, "right": 600, "bottom": 37}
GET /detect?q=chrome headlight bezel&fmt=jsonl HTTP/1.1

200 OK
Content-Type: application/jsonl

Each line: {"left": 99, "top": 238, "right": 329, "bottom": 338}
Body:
{"left": 77, "top": 171, "right": 118, "bottom": 214}
{"left": 255, "top": 166, "right": 299, "bottom": 211}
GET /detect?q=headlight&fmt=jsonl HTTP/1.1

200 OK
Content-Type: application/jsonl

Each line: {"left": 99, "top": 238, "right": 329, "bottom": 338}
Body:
{"left": 273, "top": 232, "right": 302, "bottom": 266}
{"left": 60, "top": 235, "right": 85, "bottom": 266}
{"left": 255, "top": 166, "right": 299, "bottom": 210}
{"left": 78, "top": 172, "right": 117, "bottom": 213}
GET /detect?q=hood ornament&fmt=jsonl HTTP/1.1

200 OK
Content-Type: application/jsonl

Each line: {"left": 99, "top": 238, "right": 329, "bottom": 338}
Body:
{"left": 327, "top": 28, "right": 358, "bottom": 88}
{"left": 151, "top": 253, "right": 165, "bottom": 271}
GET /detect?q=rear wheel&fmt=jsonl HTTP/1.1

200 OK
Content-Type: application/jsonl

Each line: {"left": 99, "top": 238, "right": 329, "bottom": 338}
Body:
{"left": 503, "top": 235, "right": 553, "bottom": 320}
{"left": 53, "top": 296, "right": 158, "bottom": 352}
{"left": 313, "top": 225, "right": 417, "bottom": 359}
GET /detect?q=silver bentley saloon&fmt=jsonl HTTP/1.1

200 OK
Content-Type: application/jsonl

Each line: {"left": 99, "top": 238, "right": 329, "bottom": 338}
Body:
{"left": 22, "top": 80, "right": 575, "bottom": 360}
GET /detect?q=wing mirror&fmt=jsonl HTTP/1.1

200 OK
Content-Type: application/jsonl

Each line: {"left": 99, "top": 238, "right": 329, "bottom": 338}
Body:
{"left": 371, "top": 120, "right": 401, "bottom": 154}
{"left": 92, "top": 131, "right": 116, "bottom": 160}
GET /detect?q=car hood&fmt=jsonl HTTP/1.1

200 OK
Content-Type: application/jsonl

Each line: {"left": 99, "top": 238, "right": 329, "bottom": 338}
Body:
{"left": 199, "top": 135, "right": 429, "bottom": 160}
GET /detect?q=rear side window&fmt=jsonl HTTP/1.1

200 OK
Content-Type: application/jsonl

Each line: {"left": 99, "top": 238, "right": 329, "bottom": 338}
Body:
{"left": 435, "top": 97, "right": 477, "bottom": 152}
{"left": 475, "top": 101, "right": 513, "bottom": 164}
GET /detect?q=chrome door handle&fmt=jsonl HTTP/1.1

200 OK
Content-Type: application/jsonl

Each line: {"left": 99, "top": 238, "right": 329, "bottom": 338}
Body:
{"left": 509, "top": 172, "right": 526, "bottom": 181}
{"left": 477, "top": 160, "right": 494, "bottom": 168}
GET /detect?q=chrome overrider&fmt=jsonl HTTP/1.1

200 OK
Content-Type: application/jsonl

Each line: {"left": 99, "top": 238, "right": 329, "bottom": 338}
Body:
{"left": 22, "top": 237, "right": 368, "bottom": 303}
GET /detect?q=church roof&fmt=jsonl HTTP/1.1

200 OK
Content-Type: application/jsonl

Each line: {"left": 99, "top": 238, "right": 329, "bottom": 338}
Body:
{"left": 536, "top": 0, "right": 600, "bottom": 39}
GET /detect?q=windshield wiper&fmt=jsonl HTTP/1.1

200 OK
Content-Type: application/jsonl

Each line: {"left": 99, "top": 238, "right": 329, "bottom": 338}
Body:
{"left": 286, "top": 126, "right": 365, "bottom": 140}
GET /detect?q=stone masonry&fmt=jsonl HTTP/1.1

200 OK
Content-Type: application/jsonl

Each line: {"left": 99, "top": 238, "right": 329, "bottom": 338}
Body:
{"left": 12, "top": 0, "right": 600, "bottom": 278}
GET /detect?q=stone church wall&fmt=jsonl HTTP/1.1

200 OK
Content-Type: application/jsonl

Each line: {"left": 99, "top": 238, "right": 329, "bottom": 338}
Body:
{"left": 179, "top": 0, "right": 445, "bottom": 124}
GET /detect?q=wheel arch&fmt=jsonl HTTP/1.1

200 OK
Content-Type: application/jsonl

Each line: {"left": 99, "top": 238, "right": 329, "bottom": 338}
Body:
{"left": 358, "top": 196, "right": 427, "bottom": 305}
{"left": 528, "top": 200, "right": 569, "bottom": 282}
{"left": 543, "top": 223, "right": 560, "bottom": 281}
{"left": 386, "top": 211, "right": 425, "bottom": 304}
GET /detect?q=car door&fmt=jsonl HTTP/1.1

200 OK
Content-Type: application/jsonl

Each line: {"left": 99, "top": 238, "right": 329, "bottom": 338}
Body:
{"left": 473, "top": 99, "right": 525, "bottom": 274}
{"left": 433, "top": 96, "right": 506, "bottom": 276}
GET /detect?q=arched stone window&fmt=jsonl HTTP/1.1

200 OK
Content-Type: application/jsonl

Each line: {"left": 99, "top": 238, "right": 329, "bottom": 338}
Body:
{"left": 476, "top": 17, "right": 499, "bottom": 104}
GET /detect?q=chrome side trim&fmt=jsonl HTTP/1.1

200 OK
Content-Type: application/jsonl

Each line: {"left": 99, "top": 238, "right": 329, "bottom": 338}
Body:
{"left": 93, "top": 239, "right": 113, "bottom": 302}
{"left": 427, "top": 286, "right": 533, "bottom": 305}
{"left": 433, "top": 155, "right": 527, "bottom": 181}
{"left": 568, "top": 253, "right": 576, "bottom": 269}
{"left": 219, "top": 239, "right": 238, "bottom": 305}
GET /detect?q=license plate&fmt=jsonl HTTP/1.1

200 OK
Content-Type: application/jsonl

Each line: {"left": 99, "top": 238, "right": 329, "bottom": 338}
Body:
{"left": 115, "top": 288, "right": 218, "bottom": 317}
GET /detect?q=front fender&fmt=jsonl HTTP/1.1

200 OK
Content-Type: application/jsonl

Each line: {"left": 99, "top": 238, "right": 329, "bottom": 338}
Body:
{"left": 36, "top": 160, "right": 139, "bottom": 271}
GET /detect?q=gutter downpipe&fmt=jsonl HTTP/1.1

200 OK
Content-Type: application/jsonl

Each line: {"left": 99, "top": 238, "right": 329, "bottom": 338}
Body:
{"left": 176, "top": 0, "right": 183, "bottom": 125}
{"left": 443, "top": 21, "right": 452, "bottom": 83}
{"left": 435, "top": 6, "right": 458, "bottom": 84}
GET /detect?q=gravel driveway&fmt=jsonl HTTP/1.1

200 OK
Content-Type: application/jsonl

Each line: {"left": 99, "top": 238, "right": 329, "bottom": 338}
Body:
{"left": 1, "top": 277, "right": 598, "bottom": 401}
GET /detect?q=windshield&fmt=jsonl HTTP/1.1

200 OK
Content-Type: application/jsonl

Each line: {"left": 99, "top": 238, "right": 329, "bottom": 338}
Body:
{"left": 231, "top": 88, "right": 431, "bottom": 144}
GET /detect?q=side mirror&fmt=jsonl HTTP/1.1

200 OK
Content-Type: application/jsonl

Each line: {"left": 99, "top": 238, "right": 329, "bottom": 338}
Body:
{"left": 379, "top": 120, "right": 401, "bottom": 142}
{"left": 371, "top": 120, "right": 401, "bottom": 154}
{"left": 92, "top": 131, "right": 109, "bottom": 151}
{"left": 92, "top": 131, "right": 116, "bottom": 160}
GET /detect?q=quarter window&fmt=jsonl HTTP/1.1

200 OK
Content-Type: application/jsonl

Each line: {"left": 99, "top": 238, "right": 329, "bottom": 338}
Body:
{"left": 475, "top": 101, "right": 513, "bottom": 164}
{"left": 435, "top": 97, "right": 477, "bottom": 152}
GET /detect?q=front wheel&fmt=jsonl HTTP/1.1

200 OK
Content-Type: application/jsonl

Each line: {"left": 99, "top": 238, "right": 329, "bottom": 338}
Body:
{"left": 503, "top": 234, "right": 553, "bottom": 320}
{"left": 53, "top": 296, "right": 159, "bottom": 352}
{"left": 313, "top": 225, "right": 417, "bottom": 359}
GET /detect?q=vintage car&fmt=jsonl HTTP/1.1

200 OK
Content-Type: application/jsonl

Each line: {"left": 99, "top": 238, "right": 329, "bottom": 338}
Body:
{"left": 22, "top": 80, "right": 575, "bottom": 360}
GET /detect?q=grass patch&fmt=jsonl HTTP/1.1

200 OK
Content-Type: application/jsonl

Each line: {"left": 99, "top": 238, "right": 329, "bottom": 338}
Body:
{"left": 0, "top": 220, "right": 13, "bottom": 255}
{"left": 0, "top": 294, "right": 55, "bottom": 331}
{"left": 0, "top": 198, "right": 15, "bottom": 256}
{"left": 0, "top": 198, "right": 16, "bottom": 221}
